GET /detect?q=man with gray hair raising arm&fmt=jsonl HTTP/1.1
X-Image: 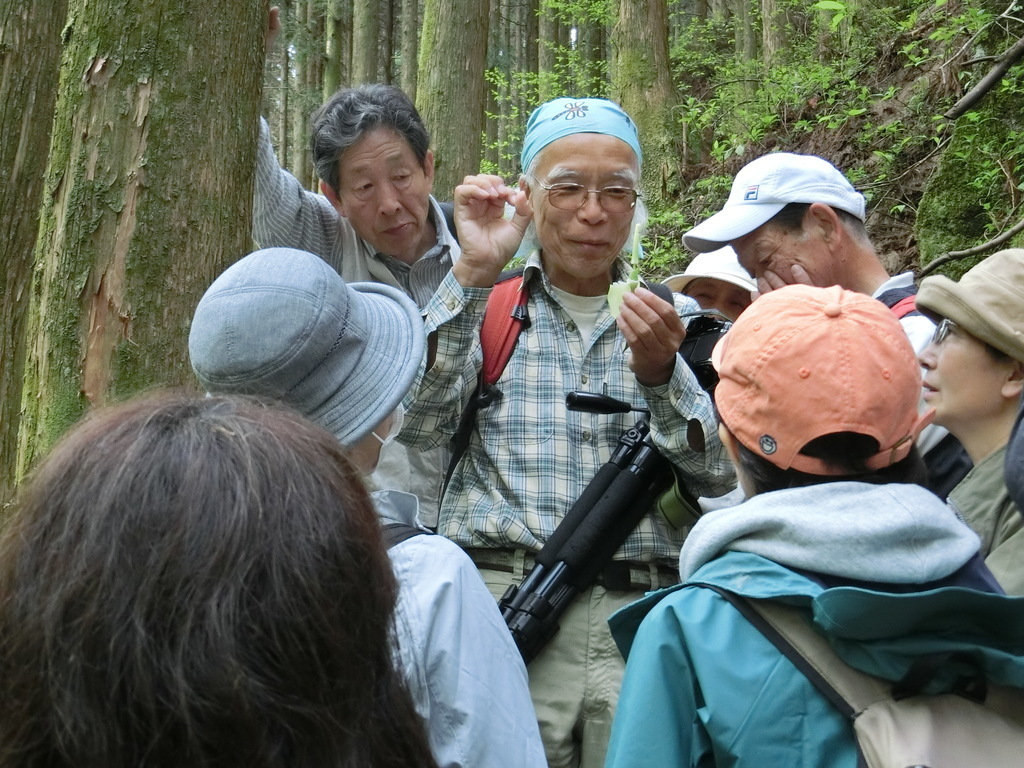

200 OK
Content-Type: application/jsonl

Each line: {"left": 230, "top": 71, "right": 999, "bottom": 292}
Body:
{"left": 254, "top": 10, "right": 458, "bottom": 524}
{"left": 399, "top": 98, "right": 734, "bottom": 768}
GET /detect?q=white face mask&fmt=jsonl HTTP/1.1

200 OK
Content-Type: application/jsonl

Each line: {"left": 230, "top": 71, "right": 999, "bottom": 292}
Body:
{"left": 371, "top": 405, "right": 405, "bottom": 448}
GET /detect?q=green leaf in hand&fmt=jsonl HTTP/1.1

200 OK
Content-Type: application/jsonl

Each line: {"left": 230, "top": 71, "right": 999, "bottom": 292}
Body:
{"left": 607, "top": 225, "right": 644, "bottom": 318}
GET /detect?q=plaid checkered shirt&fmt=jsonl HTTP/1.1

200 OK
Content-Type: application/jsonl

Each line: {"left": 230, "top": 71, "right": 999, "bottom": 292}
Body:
{"left": 400, "top": 251, "right": 736, "bottom": 566}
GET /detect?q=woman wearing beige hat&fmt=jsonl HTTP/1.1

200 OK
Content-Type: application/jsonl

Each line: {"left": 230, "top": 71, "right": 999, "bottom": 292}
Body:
{"left": 916, "top": 248, "right": 1024, "bottom": 594}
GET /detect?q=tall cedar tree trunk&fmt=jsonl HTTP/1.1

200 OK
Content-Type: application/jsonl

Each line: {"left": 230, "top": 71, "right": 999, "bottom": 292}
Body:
{"left": 538, "top": 1, "right": 556, "bottom": 102}
{"left": 761, "top": 0, "right": 786, "bottom": 68}
{"left": 0, "top": 0, "right": 68, "bottom": 501}
{"left": 485, "top": 0, "right": 501, "bottom": 171}
{"left": 399, "top": 0, "right": 419, "bottom": 100}
{"left": 323, "top": 0, "right": 343, "bottom": 98}
{"left": 292, "top": 0, "right": 312, "bottom": 186}
{"left": 18, "top": 0, "right": 265, "bottom": 472}
{"left": 278, "top": 0, "right": 291, "bottom": 164}
{"left": 417, "top": 0, "right": 490, "bottom": 197}
{"left": 610, "top": 0, "right": 680, "bottom": 205}
{"left": 381, "top": 0, "right": 394, "bottom": 83}
{"left": 352, "top": 0, "right": 379, "bottom": 83}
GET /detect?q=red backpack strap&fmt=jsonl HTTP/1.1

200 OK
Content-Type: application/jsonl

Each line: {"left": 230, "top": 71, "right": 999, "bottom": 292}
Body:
{"left": 480, "top": 272, "right": 529, "bottom": 386}
{"left": 442, "top": 270, "right": 529, "bottom": 497}
{"left": 890, "top": 295, "right": 918, "bottom": 319}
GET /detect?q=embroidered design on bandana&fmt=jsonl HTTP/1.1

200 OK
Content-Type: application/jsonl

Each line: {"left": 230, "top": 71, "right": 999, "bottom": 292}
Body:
{"left": 554, "top": 101, "right": 589, "bottom": 120}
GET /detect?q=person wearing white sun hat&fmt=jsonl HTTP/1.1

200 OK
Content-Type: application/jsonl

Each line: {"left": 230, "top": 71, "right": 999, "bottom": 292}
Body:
{"left": 189, "top": 247, "right": 546, "bottom": 768}
{"left": 662, "top": 246, "right": 755, "bottom": 321}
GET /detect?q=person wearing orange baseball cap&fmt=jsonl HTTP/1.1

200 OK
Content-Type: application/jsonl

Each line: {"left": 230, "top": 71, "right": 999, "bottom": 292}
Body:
{"left": 605, "top": 284, "right": 1023, "bottom": 768}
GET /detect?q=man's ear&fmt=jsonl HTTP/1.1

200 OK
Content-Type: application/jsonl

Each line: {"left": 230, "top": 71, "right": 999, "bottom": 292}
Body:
{"left": 519, "top": 175, "right": 535, "bottom": 214}
{"left": 422, "top": 149, "right": 435, "bottom": 189}
{"left": 806, "top": 202, "right": 842, "bottom": 247}
{"left": 320, "top": 181, "right": 347, "bottom": 218}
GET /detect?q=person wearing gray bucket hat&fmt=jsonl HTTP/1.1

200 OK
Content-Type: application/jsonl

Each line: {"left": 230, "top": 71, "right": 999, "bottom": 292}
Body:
{"left": 682, "top": 151, "right": 972, "bottom": 499}
{"left": 916, "top": 248, "right": 1024, "bottom": 595}
{"left": 190, "top": 248, "right": 547, "bottom": 768}
{"left": 190, "top": 248, "right": 423, "bottom": 448}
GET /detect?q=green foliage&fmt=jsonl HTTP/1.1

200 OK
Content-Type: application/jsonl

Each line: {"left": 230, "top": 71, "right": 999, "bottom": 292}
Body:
{"left": 641, "top": 203, "right": 692, "bottom": 278}
{"left": 541, "top": 0, "right": 613, "bottom": 26}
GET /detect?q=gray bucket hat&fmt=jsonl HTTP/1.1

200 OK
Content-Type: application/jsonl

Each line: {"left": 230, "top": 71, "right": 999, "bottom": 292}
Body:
{"left": 189, "top": 248, "right": 425, "bottom": 446}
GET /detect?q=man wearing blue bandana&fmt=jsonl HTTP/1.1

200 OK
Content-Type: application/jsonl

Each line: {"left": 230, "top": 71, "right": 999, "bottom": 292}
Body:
{"left": 400, "top": 97, "right": 735, "bottom": 768}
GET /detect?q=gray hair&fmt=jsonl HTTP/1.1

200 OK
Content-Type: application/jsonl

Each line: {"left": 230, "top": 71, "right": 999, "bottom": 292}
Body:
{"left": 311, "top": 84, "right": 430, "bottom": 194}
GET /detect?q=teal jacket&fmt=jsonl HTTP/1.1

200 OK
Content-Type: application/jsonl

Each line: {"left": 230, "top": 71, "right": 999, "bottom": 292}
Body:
{"left": 604, "top": 551, "right": 1024, "bottom": 768}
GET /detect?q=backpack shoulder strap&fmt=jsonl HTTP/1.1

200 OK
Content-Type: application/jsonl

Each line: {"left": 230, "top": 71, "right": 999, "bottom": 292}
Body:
{"left": 382, "top": 522, "right": 431, "bottom": 549}
{"left": 889, "top": 295, "right": 918, "bottom": 319}
{"left": 438, "top": 201, "right": 458, "bottom": 245}
{"left": 480, "top": 269, "right": 529, "bottom": 386}
{"left": 876, "top": 284, "right": 920, "bottom": 319}
{"left": 699, "top": 584, "right": 889, "bottom": 718}
{"left": 442, "top": 269, "right": 529, "bottom": 496}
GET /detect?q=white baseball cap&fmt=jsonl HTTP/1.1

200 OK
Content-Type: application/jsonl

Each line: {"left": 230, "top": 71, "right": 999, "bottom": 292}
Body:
{"left": 663, "top": 246, "right": 756, "bottom": 294}
{"left": 683, "top": 153, "right": 866, "bottom": 253}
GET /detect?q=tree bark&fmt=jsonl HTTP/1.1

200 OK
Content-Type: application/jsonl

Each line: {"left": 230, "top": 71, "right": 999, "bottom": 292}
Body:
{"left": 292, "top": 0, "right": 312, "bottom": 186}
{"left": 0, "top": 0, "right": 69, "bottom": 500}
{"left": 18, "top": 0, "right": 265, "bottom": 471}
{"left": 381, "top": 0, "right": 394, "bottom": 84}
{"left": 416, "top": 0, "right": 490, "bottom": 196}
{"left": 352, "top": 0, "right": 379, "bottom": 83}
{"left": 610, "top": 0, "right": 681, "bottom": 205}
{"left": 538, "top": 1, "right": 558, "bottom": 102}
{"left": 761, "top": 0, "right": 786, "bottom": 68}
{"left": 399, "top": 0, "right": 419, "bottom": 100}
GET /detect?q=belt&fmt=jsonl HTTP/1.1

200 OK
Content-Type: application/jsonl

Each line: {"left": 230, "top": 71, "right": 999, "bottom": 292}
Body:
{"left": 462, "top": 547, "right": 680, "bottom": 592}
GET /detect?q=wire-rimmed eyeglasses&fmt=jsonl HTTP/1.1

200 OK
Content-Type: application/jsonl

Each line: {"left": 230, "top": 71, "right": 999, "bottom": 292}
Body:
{"left": 931, "top": 318, "right": 958, "bottom": 345}
{"left": 533, "top": 179, "right": 640, "bottom": 213}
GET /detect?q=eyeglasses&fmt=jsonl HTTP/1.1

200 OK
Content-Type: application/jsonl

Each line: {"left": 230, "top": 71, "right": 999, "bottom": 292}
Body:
{"left": 533, "top": 179, "right": 640, "bottom": 213}
{"left": 931, "top": 318, "right": 958, "bottom": 345}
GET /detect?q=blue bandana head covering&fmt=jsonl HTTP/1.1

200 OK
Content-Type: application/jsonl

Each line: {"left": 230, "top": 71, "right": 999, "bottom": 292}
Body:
{"left": 520, "top": 97, "right": 642, "bottom": 174}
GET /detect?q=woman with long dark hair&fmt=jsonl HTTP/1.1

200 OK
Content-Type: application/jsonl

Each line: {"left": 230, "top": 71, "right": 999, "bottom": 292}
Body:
{"left": 0, "top": 392, "right": 437, "bottom": 768}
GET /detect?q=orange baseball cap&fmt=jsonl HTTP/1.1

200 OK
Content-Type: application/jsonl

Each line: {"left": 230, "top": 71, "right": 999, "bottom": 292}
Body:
{"left": 712, "top": 284, "right": 930, "bottom": 475}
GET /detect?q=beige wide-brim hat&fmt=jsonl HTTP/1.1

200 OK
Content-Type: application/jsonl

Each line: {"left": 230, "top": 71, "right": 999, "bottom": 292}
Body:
{"left": 916, "top": 248, "right": 1024, "bottom": 363}
{"left": 663, "top": 247, "right": 756, "bottom": 294}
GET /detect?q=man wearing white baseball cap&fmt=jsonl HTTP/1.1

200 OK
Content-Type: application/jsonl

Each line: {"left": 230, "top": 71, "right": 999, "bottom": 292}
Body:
{"left": 683, "top": 152, "right": 971, "bottom": 498}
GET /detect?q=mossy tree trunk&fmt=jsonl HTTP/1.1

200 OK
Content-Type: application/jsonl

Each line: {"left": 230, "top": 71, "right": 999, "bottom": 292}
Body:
{"left": 0, "top": 0, "right": 68, "bottom": 502}
{"left": 352, "top": 0, "right": 379, "bottom": 83}
{"left": 610, "top": 0, "right": 680, "bottom": 206}
{"left": 398, "top": 0, "right": 418, "bottom": 100}
{"left": 416, "top": 0, "right": 490, "bottom": 198}
{"left": 18, "top": 0, "right": 265, "bottom": 475}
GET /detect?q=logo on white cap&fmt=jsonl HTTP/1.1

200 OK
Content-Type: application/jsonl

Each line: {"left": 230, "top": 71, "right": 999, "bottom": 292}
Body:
{"left": 744, "top": 185, "right": 759, "bottom": 201}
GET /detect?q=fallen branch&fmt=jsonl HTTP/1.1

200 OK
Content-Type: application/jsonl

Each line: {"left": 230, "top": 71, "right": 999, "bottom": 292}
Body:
{"left": 945, "top": 34, "right": 1024, "bottom": 119}
{"left": 920, "top": 212, "right": 1024, "bottom": 276}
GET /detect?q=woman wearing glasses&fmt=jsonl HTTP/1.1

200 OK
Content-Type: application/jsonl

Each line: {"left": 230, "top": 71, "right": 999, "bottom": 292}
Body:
{"left": 916, "top": 248, "right": 1024, "bottom": 594}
